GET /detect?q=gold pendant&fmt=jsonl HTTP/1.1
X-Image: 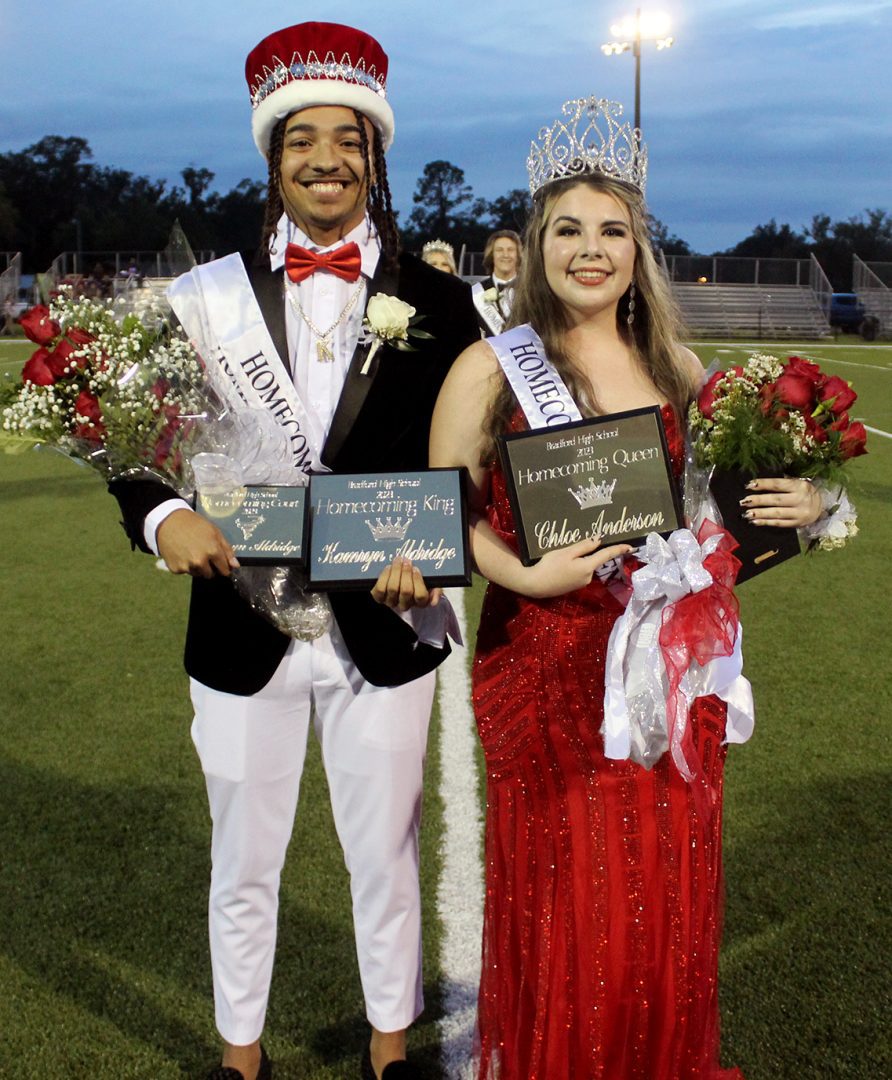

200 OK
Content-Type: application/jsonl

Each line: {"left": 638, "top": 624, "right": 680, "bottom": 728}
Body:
{"left": 316, "top": 338, "right": 334, "bottom": 363}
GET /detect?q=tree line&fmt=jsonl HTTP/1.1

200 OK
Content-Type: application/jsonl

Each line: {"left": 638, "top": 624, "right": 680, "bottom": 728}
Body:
{"left": 1, "top": 136, "right": 890, "bottom": 290}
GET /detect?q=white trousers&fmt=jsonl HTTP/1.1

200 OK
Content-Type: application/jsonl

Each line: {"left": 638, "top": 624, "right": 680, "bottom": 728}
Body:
{"left": 190, "top": 623, "right": 437, "bottom": 1045}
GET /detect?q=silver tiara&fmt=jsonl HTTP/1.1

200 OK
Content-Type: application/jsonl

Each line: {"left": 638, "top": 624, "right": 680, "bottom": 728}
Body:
{"left": 422, "top": 240, "right": 454, "bottom": 257}
{"left": 527, "top": 97, "right": 647, "bottom": 196}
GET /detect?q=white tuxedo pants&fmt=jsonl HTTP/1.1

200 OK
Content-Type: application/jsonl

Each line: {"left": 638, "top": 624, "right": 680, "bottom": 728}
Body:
{"left": 189, "top": 624, "right": 436, "bottom": 1045}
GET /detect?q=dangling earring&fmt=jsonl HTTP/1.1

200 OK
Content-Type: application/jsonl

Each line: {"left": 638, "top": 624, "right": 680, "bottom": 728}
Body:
{"left": 626, "top": 281, "right": 636, "bottom": 328}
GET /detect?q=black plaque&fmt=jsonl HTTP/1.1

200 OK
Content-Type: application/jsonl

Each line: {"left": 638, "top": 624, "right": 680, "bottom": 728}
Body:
{"left": 498, "top": 407, "right": 683, "bottom": 565}
{"left": 709, "top": 467, "right": 801, "bottom": 583}
{"left": 195, "top": 485, "right": 307, "bottom": 565}
{"left": 308, "top": 469, "right": 471, "bottom": 590}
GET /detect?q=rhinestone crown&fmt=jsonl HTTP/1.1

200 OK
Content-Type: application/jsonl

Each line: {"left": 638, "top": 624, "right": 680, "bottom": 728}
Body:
{"left": 421, "top": 240, "right": 455, "bottom": 257}
{"left": 250, "top": 50, "right": 387, "bottom": 110}
{"left": 527, "top": 97, "right": 647, "bottom": 197}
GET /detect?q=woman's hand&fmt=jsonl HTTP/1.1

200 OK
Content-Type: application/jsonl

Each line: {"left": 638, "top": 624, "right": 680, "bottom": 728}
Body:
{"left": 739, "top": 477, "right": 823, "bottom": 528}
{"left": 523, "top": 536, "right": 633, "bottom": 599}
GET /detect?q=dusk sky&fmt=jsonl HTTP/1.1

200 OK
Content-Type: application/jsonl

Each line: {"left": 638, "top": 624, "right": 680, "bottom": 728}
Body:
{"left": 2, "top": 1, "right": 889, "bottom": 255}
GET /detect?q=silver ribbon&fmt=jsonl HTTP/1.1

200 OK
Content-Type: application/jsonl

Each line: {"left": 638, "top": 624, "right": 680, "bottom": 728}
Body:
{"left": 603, "top": 528, "right": 754, "bottom": 771}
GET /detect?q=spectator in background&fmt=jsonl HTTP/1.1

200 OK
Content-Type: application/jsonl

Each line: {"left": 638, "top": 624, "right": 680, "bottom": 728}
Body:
{"left": 1, "top": 296, "right": 17, "bottom": 335}
{"left": 421, "top": 239, "right": 457, "bottom": 275}
{"left": 472, "top": 229, "right": 522, "bottom": 335}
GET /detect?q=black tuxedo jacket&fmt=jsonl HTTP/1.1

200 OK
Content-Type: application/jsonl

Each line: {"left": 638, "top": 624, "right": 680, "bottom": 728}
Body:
{"left": 109, "top": 252, "right": 479, "bottom": 695}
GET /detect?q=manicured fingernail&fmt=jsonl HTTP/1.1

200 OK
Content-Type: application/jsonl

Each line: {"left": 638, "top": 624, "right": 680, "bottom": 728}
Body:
{"left": 746, "top": 480, "right": 758, "bottom": 490}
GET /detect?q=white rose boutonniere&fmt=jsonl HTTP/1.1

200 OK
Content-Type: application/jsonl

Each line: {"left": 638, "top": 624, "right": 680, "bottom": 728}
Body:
{"left": 481, "top": 286, "right": 500, "bottom": 304}
{"left": 359, "top": 293, "right": 434, "bottom": 375}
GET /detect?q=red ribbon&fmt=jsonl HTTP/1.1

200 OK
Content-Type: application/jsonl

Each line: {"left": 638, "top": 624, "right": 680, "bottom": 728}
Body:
{"left": 284, "top": 241, "right": 362, "bottom": 284}
{"left": 658, "top": 520, "right": 741, "bottom": 814}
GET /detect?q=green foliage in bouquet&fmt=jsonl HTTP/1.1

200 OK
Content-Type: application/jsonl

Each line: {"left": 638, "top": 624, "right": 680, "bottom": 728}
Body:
{"left": 688, "top": 352, "right": 867, "bottom": 486}
{"left": 0, "top": 289, "right": 209, "bottom": 485}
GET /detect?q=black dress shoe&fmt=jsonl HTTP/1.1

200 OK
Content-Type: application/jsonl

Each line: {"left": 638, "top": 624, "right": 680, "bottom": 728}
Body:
{"left": 360, "top": 1045, "right": 421, "bottom": 1079}
{"left": 207, "top": 1044, "right": 272, "bottom": 1080}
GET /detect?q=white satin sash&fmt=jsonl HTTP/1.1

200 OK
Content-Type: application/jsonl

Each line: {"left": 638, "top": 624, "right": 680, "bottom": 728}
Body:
{"left": 167, "top": 254, "right": 324, "bottom": 475}
{"left": 471, "top": 281, "right": 505, "bottom": 336}
{"left": 484, "top": 324, "right": 582, "bottom": 429}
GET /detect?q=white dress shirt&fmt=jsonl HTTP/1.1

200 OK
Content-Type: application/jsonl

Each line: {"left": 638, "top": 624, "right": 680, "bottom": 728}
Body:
{"left": 271, "top": 212, "right": 381, "bottom": 445}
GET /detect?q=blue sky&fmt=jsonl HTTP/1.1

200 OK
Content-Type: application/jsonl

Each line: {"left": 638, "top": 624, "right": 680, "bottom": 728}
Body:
{"left": 1, "top": 1, "right": 889, "bottom": 254}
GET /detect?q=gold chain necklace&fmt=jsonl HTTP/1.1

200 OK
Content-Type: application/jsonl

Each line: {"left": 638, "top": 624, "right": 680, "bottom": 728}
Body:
{"left": 286, "top": 279, "right": 365, "bottom": 363}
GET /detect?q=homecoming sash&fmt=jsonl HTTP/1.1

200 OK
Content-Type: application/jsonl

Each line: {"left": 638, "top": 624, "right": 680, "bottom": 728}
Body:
{"left": 472, "top": 281, "right": 506, "bottom": 336}
{"left": 167, "top": 254, "right": 324, "bottom": 475}
{"left": 484, "top": 324, "right": 582, "bottom": 429}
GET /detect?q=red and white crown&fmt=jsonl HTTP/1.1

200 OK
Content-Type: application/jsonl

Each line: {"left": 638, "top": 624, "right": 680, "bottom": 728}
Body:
{"left": 245, "top": 22, "right": 395, "bottom": 157}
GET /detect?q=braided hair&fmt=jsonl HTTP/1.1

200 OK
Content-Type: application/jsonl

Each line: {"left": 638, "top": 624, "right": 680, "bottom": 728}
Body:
{"left": 256, "top": 111, "right": 400, "bottom": 269}
{"left": 353, "top": 109, "right": 400, "bottom": 270}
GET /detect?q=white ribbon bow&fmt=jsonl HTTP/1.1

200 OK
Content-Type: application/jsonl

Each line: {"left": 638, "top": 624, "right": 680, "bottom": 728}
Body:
{"left": 602, "top": 528, "right": 754, "bottom": 772}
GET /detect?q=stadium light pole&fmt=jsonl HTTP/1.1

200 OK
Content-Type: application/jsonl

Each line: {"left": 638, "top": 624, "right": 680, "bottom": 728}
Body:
{"left": 601, "top": 9, "right": 674, "bottom": 135}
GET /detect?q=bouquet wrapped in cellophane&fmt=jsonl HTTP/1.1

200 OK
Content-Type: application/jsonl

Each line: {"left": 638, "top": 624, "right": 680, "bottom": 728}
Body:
{"left": 688, "top": 352, "right": 865, "bottom": 558}
{"left": 1, "top": 288, "right": 208, "bottom": 485}
{"left": 1, "top": 287, "right": 331, "bottom": 640}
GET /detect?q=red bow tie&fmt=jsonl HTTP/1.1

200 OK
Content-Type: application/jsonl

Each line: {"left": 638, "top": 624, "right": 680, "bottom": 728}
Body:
{"left": 284, "top": 242, "right": 362, "bottom": 284}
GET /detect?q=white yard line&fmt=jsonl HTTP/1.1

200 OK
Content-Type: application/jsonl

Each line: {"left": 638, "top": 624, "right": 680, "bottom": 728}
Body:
{"left": 436, "top": 586, "right": 484, "bottom": 1080}
{"left": 862, "top": 424, "right": 892, "bottom": 439}
{"left": 809, "top": 357, "right": 892, "bottom": 372}
{"left": 693, "top": 340, "right": 892, "bottom": 352}
{"left": 692, "top": 342, "right": 892, "bottom": 372}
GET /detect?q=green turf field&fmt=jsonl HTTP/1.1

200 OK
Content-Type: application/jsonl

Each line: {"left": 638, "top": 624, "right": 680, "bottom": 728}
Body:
{"left": 1, "top": 338, "right": 889, "bottom": 1078}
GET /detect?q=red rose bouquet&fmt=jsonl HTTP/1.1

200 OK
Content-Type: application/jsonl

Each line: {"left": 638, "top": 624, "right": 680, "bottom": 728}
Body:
{"left": 688, "top": 352, "right": 864, "bottom": 565}
{"left": 3, "top": 287, "right": 332, "bottom": 641}
{"left": 1, "top": 288, "right": 211, "bottom": 486}
{"left": 689, "top": 352, "right": 867, "bottom": 484}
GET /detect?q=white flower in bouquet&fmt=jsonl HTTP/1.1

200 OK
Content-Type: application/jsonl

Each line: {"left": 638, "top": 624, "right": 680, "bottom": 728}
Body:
{"left": 1, "top": 287, "right": 211, "bottom": 488}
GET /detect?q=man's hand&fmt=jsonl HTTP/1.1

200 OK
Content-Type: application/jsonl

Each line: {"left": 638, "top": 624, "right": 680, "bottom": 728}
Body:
{"left": 371, "top": 556, "right": 442, "bottom": 611}
{"left": 156, "top": 509, "right": 240, "bottom": 578}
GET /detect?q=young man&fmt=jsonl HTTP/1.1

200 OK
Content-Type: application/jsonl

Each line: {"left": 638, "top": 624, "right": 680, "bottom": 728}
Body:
{"left": 110, "top": 22, "right": 479, "bottom": 1080}
{"left": 472, "top": 229, "right": 522, "bottom": 335}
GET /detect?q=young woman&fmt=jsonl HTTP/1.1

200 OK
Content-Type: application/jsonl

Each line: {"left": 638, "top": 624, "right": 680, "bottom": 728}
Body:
{"left": 430, "top": 102, "right": 822, "bottom": 1079}
{"left": 421, "top": 239, "right": 458, "bottom": 275}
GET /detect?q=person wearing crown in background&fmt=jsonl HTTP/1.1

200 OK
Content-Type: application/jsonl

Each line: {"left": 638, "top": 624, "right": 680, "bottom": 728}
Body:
{"left": 420, "top": 239, "right": 458, "bottom": 275}
{"left": 431, "top": 98, "right": 824, "bottom": 1077}
{"left": 109, "top": 20, "right": 479, "bottom": 1080}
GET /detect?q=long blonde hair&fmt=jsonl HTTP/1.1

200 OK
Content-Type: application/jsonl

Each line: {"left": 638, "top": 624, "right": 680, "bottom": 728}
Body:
{"left": 483, "top": 174, "right": 692, "bottom": 458}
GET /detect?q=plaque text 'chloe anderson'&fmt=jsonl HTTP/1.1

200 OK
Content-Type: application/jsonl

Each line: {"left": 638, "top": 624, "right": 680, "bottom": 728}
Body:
{"left": 534, "top": 506, "right": 666, "bottom": 549}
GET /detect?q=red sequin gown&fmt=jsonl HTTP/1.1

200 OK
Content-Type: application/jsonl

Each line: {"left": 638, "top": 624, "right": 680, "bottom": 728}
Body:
{"left": 472, "top": 407, "right": 744, "bottom": 1080}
